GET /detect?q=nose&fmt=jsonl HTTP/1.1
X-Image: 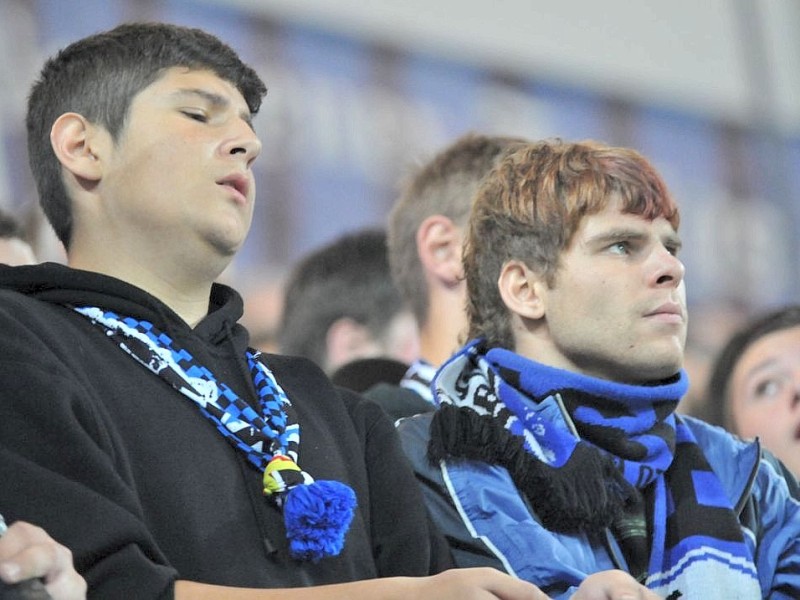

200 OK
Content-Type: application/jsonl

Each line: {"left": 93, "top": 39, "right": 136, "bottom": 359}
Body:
{"left": 791, "top": 390, "right": 800, "bottom": 412}
{"left": 223, "top": 121, "right": 262, "bottom": 167}
{"left": 651, "top": 245, "right": 685, "bottom": 288}
{"left": 790, "top": 375, "right": 800, "bottom": 411}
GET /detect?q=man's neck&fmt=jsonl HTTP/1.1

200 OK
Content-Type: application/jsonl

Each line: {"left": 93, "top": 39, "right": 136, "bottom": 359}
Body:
{"left": 419, "top": 289, "right": 469, "bottom": 367}
{"left": 68, "top": 248, "right": 219, "bottom": 328}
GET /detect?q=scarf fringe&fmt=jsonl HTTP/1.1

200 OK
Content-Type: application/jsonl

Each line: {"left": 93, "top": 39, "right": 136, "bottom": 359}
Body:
{"left": 428, "top": 404, "right": 635, "bottom": 533}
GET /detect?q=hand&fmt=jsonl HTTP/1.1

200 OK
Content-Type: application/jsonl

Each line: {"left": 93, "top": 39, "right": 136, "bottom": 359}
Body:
{"left": 409, "top": 567, "right": 551, "bottom": 600}
{"left": 570, "top": 570, "right": 661, "bottom": 600}
{"left": 0, "top": 521, "right": 86, "bottom": 600}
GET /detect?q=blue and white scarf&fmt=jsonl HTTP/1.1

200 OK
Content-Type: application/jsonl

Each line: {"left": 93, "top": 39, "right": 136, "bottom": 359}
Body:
{"left": 428, "top": 340, "right": 760, "bottom": 599}
{"left": 74, "top": 306, "right": 356, "bottom": 562}
{"left": 400, "top": 358, "right": 436, "bottom": 404}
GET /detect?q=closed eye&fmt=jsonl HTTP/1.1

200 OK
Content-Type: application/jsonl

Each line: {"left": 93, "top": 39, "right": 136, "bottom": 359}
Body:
{"left": 181, "top": 110, "right": 208, "bottom": 123}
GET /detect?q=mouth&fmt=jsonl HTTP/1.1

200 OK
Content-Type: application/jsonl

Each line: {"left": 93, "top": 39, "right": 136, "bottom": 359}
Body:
{"left": 217, "top": 173, "right": 250, "bottom": 203}
{"left": 644, "top": 302, "right": 684, "bottom": 323}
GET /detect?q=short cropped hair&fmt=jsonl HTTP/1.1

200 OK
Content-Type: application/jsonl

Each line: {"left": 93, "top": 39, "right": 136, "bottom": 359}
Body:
{"left": 705, "top": 304, "right": 800, "bottom": 430}
{"left": 464, "top": 139, "right": 680, "bottom": 349}
{"left": 388, "top": 133, "right": 527, "bottom": 326}
{"left": 279, "top": 229, "right": 407, "bottom": 371}
{"left": 26, "top": 22, "right": 267, "bottom": 248}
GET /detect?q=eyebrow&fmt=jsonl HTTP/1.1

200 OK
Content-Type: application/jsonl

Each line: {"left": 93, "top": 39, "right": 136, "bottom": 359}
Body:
{"left": 586, "top": 227, "right": 682, "bottom": 251}
{"left": 742, "top": 356, "right": 782, "bottom": 381}
{"left": 171, "top": 87, "right": 254, "bottom": 129}
{"left": 587, "top": 228, "right": 645, "bottom": 245}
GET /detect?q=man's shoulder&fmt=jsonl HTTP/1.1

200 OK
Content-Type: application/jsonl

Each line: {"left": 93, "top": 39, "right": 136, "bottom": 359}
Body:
{"left": 261, "top": 352, "right": 374, "bottom": 427}
{"left": 363, "top": 383, "right": 435, "bottom": 422}
{"left": 0, "top": 285, "right": 36, "bottom": 304}
{"left": 0, "top": 264, "right": 72, "bottom": 315}
{"left": 395, "top": 411, "right": 435, "bottom": 470}
{"left": 259, "top": 351, "right": 322, "bottom": 374}
{"left": 395, "top": 409, "right": 434, "bottom": 435}
{"left": 0, "top": 285, "right": 65, "bottom": 329}
{"left": 682, "top": 415, "right": 757, "bottom": 474}
{"left": 260, "top": 352, "right": 349, "bottom": 411}
{"left": 682, "top": 415, "right": 749, "bottom": 451}
{"left": 682, "top": 414, "right": 800, "bottom": 501}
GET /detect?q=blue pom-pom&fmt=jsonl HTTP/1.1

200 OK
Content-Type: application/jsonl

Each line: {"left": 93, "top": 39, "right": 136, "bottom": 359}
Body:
{"left": 283, "top": 480, "right": 357, "bottom": 562}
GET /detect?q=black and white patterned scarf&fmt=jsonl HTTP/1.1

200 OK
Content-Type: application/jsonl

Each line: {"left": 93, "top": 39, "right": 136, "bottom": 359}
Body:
{"left": 74, "top": 306, "right": 356, "bottom": 562}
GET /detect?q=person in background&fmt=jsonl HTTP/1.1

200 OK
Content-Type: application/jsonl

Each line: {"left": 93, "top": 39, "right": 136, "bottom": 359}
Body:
{"left": 279, "top": 228, "right": 430, "bottom": 418}
{"left": 387, "top": 133, "right": 527, "bottom": 402}
{"left": 704, "top": 304, "right": 800, "bottom": 477}
{"left": 0, "top": 208, "right": 37, "bottom": 266}
{"left": 0, "top": 21, "right": 554, "bottom": 600}
{"left": 279, "top": 228, "right": 419, "bottom": 377}
{"left": 398, "top": 139, "right": 800, "bottom": 599}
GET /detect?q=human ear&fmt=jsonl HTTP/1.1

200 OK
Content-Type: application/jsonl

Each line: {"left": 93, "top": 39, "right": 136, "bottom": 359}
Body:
{"left": 49, "top": 112, "right": 106, "bottom": 183}
{"left": 417, "top": 215, "right": 463, "bottom": 286}
{"left": 498, "top": 260, "right": 546, "bottom": 320}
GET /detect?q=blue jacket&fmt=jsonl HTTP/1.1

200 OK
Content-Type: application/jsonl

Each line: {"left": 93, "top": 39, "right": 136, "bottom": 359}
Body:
{"left": 398, "top": 413, "right": 800, "bottom": 599}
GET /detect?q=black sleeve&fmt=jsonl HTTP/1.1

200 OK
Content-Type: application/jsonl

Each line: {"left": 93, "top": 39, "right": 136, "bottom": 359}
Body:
{"left": 0, "top": 311, "right": 177, "bottom": 599}
{"left": 337, "top": 388, "right": 454, "bottom": 576}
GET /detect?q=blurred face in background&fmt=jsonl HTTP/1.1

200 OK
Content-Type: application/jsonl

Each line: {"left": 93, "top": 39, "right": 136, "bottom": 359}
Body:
{"left": 728, "top": 324, "right": 800, "bottom": 476}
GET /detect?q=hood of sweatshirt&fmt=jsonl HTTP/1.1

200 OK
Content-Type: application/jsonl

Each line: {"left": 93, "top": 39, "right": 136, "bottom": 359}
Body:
{"left": 0, "top": 261, "right": 250, "bottom": 354}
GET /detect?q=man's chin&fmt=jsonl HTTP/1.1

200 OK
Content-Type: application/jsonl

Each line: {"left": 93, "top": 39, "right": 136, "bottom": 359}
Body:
{"left": 208, "top": 235, "right": 246, "bottom": 259}
{"left": 618, "top": 357, "right": 684, "bottom": 385}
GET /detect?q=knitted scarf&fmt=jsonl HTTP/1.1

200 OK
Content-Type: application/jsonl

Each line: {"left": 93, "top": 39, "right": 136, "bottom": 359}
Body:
{"left": 428, "top": 340, "right": 760, "bottom": 598}
{"left": 74, "top": 306, "right": 356, "bottom": 562}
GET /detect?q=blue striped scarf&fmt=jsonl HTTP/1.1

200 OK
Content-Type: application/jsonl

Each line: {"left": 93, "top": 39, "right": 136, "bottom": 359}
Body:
{"left": 429, "top": 340, "right": 760, "bottom": 598}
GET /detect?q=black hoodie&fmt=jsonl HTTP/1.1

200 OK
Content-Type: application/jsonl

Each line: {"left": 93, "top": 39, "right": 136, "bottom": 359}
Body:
{"left": 0, "top": 263, "right": 450, "bottom": 598}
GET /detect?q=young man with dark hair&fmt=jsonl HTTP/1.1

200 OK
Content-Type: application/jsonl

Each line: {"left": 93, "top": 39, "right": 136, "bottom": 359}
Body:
{"left": 398, "top": 139, "right": 800, "bottom": 599}
{"left": 0, "top": 22, "right": 552, "bottom": 600}
{"left": 279, "top": 228, "right": 418, "bottom": 376}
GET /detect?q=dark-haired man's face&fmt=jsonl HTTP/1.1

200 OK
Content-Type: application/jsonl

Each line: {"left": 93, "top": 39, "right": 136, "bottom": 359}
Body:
{"left": 528, "top": 197, "right": 687, "bottom": 384}
{"left": 96, "top": 67, "right": 261, "bottom": 263}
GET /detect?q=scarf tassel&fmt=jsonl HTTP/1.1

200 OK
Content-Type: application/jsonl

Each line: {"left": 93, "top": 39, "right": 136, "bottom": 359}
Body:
{"left": 264, "top": 455, "right": 357, "bottom": 562}
{"left": 283, "top": 480, "right": 357, "bottom": 562}
{"left": 428, "top": 404, "right": 636, "bottom": 534}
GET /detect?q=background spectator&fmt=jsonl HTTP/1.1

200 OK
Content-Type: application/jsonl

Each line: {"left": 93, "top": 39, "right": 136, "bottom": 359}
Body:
{"left": 279, "top": 228, "right": 419, "bottom": 374}
{"left": 704, "top": 304, "right": 800, "bottom": 477}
